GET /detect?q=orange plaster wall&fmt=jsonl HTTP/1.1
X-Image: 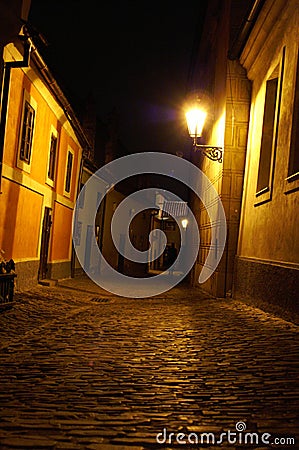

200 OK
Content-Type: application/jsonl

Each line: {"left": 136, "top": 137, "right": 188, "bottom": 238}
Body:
{"left": 3, "top": 69, "right": 24, "bottom": 168}
{"left": 5, "top": 70, "right": 54, "bottom": 183}
{"left": 2, "top": 63, "right": 82, "bottom": 269}
{"left": 5, "top": 69, "right": 81, "bottom": 200}
{"left": 50, "top": 201, "right": 73, "bottom": 261}
{"left": 0, "top": 178, "right": 43, "bottom": 260}
{"left": 55, "top": 134, "right": 81, "bottom": 201}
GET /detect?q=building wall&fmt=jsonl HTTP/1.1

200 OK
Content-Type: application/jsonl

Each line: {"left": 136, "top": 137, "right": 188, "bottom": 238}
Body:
{"left": 73, "top": 180, "right": 153, "bottom": 279}
{"left": 100, "top": 188, "right": 125, "bottom": 274}
{"left": 0, "top": 177, "right": 43, "bottom": 258}
{"left": 187, "top": 0, "right": 298, "bottom": 319}
{"left": 100, "top": 189, "right": 151, "bottom": 277}
{"left": 234, "top": 0, "right": 299, "bottom": 317}
{"left": 187, "top": 0, "right": 252, "bottom": 299}
{"left": 189, "top": 0, "right": 231, "bottom": 298}
{"left": 0, "top": 42, "right": 82, "bottom": 289}
{"left": 221, "top": 60, "right": 251, "bottom": 297}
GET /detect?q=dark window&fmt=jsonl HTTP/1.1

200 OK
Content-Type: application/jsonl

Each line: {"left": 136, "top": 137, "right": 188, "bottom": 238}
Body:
{"left": 288, "top": 50, "right": 299, "bottom": 178}
{"left": 256, "top": 50, "right": 285, "bottom": 199}
{"left": 48, "top": 134, "right": 57, "bottom": 181}
{"left": 256, "top": 77, "right": 279, "bottom": 194}
{"left": 19, "top": 100, "right": 35, "bottom": 163}
{"left": 65, "top": 151, "right": 73, "bottom": 193}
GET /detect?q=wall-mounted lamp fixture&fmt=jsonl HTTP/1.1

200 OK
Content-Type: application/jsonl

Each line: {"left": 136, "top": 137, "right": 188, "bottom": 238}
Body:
{"left": 185, "top": 105, "right": 223, "bottom": 163}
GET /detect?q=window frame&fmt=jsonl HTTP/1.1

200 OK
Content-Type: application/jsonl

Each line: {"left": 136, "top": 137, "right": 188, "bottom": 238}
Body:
{"left": 255, "top": 48, "right": 285, "bottom": 206}
{"left": 284, "top": 46, "right": 299, "bottom": 194}
{"left": 46, "top": 125, "right": 59, "bottom": 187}
{"left": 16, "top": 90, "right": 37, "bottom": 173}
{"left": 64, "top": 147, "right": 74, "bottom": 197}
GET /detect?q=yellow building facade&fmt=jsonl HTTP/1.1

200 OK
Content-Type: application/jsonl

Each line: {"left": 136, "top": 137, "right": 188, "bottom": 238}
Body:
{"left": 188, "top": 0, "right": 251, "bottom": 298}
{"left": 0, "top": 33, "right": 90, "bottom": 290}
{"left": 234, "top": 0, "right": 299, "bottom": 318}
{"left": 187, "top": 0, "right": 298, "bottom": 319}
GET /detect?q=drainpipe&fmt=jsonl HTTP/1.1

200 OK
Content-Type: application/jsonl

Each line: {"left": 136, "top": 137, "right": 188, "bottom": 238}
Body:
{"left": 0, "top": 36, "right": 31, "bottom": 192}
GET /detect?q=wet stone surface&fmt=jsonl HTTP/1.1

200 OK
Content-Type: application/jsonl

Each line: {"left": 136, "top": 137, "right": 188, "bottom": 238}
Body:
{"left": 0, "top": 279, "right": 298, "bottom": 449}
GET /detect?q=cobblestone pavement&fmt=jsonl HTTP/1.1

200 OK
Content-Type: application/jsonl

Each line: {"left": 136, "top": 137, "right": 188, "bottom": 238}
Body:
{"left": 0, "top": 276, "right": 298, "bottom": 449}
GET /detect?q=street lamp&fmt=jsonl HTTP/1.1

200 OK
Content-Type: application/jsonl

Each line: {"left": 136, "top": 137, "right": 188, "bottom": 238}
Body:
{"left": 181, "top": 218, "right": 188, "bottom": 229}
{"left": 185, "top": 104, "right": 223, "bottom": 163}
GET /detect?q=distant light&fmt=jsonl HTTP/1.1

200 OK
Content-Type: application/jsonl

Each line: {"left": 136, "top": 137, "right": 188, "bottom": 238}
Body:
{"left": 181, "top": 218, "right": 188, "bottom": 229}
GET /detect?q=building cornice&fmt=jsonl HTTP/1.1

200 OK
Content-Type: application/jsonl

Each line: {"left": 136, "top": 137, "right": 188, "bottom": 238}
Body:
{"left": 240, "top": 0, "right": 298, "bottom": 80}
{"left": 20, "top": 27, "right": 93, "bottom": 158}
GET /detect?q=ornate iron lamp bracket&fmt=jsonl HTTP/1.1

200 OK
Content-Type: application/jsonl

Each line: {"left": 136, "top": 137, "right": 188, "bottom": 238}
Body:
{"left": 193, "top": 144, "right": 223, "bottom": 163}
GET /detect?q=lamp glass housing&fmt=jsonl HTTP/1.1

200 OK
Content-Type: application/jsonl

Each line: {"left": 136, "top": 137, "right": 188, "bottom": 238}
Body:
{"left": 185, "top": 108, "right": 207, "bottom": 138}
{"left": 181, "top": 219, "right": 188, "bottom": 229}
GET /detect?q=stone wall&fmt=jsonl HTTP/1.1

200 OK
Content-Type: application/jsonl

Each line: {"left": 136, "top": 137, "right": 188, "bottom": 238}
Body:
{"left": 14, "top": 260, "right": 39, "bottom": 291}
{"left": 234, "top": 256, "right": 299, "bottom": 323}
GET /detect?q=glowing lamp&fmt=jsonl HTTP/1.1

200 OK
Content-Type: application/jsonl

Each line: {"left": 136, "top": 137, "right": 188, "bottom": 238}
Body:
{"left": 181, "top": 219, "right": 188, "bottom": 229}
{"left": 185, "top": 103, "right": 223, "bottom": 163}
{"left": 185, "top": 108, "right": 207, "bottom": 138}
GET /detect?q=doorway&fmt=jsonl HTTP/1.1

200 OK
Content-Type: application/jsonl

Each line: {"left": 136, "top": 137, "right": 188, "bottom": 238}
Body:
{"left": 39, "top": 207, "right": 52, "bottom": 280}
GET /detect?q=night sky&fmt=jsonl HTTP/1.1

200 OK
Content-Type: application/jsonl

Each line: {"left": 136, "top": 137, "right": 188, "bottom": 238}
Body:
{"left": 28, "top": 1, "right": 206, "bottom": 155}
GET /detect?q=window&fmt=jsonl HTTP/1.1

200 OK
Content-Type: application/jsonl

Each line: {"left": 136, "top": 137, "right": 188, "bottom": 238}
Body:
{"left": 17, "top": 90, "right": 37, "bottom": 173}
{"left": 46, "top": 127, "right": 59, "bottom": 186}
{"left": 64, "top": 149, "right": 73, "bottom": 195}
{"left": 48, "top": 134, "right": 57, "bottom": 181}
{"left": 255, "top": 49, "right": 285, "bottom": 204}
{"left": 256, "top": 77, "right": 279, "bottom": 194}
{"left": 287, "top": 49, "right": 299, "bottom": 180}
{"left": 19, "top": 100, "right": 35, "bottom": 164}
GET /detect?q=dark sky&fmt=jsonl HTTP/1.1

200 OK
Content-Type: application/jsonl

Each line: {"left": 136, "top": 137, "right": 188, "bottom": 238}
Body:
{"left": 28, "top": 1, "right": 206, "bottom": 155}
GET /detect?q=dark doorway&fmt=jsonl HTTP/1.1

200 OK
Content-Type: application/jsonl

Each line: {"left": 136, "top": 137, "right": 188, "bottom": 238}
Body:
{"left": 38, "top": 207, "right": 52, "bottom": 280}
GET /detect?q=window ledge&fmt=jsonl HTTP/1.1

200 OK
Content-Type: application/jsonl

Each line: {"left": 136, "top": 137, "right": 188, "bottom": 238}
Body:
{"left": 16, "top": 159, "right": 31, "bottom": 174}
{"left": 284, "top": 172, "right": 299, "bottom": 194}
{"left": 46, "top": 178, "right": 55, "bottom": 188}
{"left": 254, "top": 186, "right": 272, "bottom": 206}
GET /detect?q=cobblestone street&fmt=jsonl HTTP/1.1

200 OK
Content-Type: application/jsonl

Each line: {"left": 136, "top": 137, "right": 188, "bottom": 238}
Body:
{"left": 0, "top": 276, "right": 298, "bottom": 449}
